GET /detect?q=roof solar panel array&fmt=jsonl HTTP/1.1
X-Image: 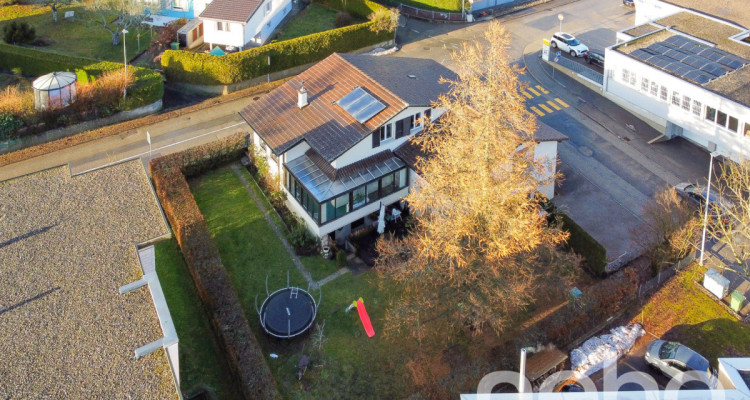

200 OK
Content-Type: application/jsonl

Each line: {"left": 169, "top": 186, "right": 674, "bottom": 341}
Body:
{"left": 337, "top": 87, "right": 386, "bottom": 124}
{"left": 628, "top": 35, "right": 748, "bottom": 85}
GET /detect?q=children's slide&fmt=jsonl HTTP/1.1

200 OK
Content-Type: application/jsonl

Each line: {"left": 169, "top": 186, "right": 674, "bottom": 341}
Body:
{"left": 355, "top": 298, "right": 375, "bottom": 337}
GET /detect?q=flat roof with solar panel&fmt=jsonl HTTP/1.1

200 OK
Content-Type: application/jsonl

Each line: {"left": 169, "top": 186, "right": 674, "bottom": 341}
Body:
{"left": 337, "top": 87, "right": 386, "bottom": 124}
{"left": 627, "top": 35, "right": 749, "bottom": 86}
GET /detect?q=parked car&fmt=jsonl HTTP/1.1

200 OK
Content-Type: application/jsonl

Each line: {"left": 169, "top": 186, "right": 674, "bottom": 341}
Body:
{"left": 673, "top": 182, "right": 734, "bottom": 226}
{"left": 585, "top": 50, "right": 605, "bottom": 67}
{"left": 645, "top": 340, "right": 713, "bottom": 386}
{"left": 550, "top": 32, "right": 589, "bottom": 57}
{"left": 623, "top": 0, "right": 634, "bottom": 7}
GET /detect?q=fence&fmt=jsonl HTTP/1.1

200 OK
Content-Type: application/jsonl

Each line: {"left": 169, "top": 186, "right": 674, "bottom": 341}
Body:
{"left": 398, "top": 3, "right": 465, "bottom": 21}
{"left": 469, "top": 0, "right": 513, "bottom": 12}
{"left": 551, "top": 54, "right": 604, "bottom": 86}
{"left": 637, "top": 251, "right": 696, "bottom": 298}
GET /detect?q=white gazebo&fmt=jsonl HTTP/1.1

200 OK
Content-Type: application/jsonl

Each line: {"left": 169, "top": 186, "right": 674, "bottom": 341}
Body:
{"left": 32, "top": 71, "right": 77, "bottom": 111}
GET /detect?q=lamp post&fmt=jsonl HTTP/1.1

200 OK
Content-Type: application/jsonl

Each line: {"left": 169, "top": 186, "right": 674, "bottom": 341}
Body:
{"left": 122, "top": 28, "right": 128, "bottom": 99}
{"left": 558, "top": 13, "right": 564, "bottom": 33}
{"left": 146, "top": 131, "right": 152, "bottom": 162}
{"left": 699, "top": 151, "right": 721, "bottom": 266}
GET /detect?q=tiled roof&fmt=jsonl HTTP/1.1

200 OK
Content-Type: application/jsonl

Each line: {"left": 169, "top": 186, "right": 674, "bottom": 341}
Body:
{"left": 241, "top": 53, "right": 416, "bottom": 162}
{"left": 534, "top": 122, "right": 569, "bottom": 142}
{"left": 339, "top": 53, "right": 457, "bottom": 106}
{"left": 199, "top": 0, "right": 261, "bottom": 23}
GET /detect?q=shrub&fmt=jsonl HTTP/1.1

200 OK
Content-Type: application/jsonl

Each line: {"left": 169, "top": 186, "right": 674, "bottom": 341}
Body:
{"left": 150, "top": 133, "right": 280, "bottom": 400}
{"left": 0, "top": 43, "right": 163, "bottom": 110}
{"left": 368, "top": 7, "right": 399, "bottom": 34}
{"left": 3, "top": 21, "right": 36, "bottom": 44}
{"left": 542, "top": 201, "right": 607, "bottom": 277}
{"left": 0, "top": 113, "right": 22, "bottom": 140}
{"left": 161, "top": 0, "right": 393, "bottom": 85}
{"left": 336, "top": 249, "right": 347, "bottom": 267}
{"left": 289, "top": 219, "right": 319, "bottom": 255}
{"left": 334, "top": 11, "right": 353, "bottom": 28}
{"left": 0, "top": 85, "right": 33, "bottom": 120}
{"left": 73, "top": 68, "right": 135, "bottom": 116}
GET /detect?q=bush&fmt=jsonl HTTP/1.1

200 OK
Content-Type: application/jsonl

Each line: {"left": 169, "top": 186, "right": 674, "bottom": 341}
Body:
{"left": 558, "top": 212, "right": 608, "bottom": 277}
{"left": 150, "top": 133, "right": 280, "bottom": 400}
{"left": 72, "top": 68, "right": 135, "bottom": 116}
{"left": 161, "top": 0, "right": 393, "bottom": 85}
{"left": 336, "top": 249, "right": 347, "bottom": 267}
{"left": 0, "top": 43, "right": 163, "bottom": 110}
{"left": 0, "top": 113, "right": 22, "bottom": 140}
{"left": 289, "top": 220, "right": 319, "bottom": 255}
{"left": 334, "top": 11, "right": 353, "bottom": 28}
{"left": 3, "top": 21, "right": 36, "bottom": 44}
{"left": 0, "top": 85, "right": 33, "bottom": 120}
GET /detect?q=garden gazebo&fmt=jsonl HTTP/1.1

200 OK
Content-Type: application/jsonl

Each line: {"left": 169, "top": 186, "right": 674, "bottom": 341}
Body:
{"left": 32, "top": 71, "right": 77, "bottom": 111}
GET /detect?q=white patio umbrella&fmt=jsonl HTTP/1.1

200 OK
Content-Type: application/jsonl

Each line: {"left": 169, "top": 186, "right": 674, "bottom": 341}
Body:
{"left": 377, "top": 203, "right": 386, "bottom": 234}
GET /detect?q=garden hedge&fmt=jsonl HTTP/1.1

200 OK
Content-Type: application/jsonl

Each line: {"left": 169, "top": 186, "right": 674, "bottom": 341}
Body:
{"left": 558, "top": 212, "right": 608, "bottom": 277}
{"left": 161, "top": 0, "right": 392, "bottom": 85}
{"left": 150, "top": 133, "right": 280, "bottom": 400}
{"left": 0, "top": 42, "right": 163, "bottom": 110}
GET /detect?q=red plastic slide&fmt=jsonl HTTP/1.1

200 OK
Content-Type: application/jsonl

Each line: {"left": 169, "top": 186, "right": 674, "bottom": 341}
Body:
{"left": 356, "top": 299, "right": 375, "bottom": 337}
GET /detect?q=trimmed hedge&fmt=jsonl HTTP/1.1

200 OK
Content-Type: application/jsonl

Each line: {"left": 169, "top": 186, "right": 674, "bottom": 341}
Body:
{"left": 558, "top": 212, "right": 608, "bottom": 277}
{"left": 0, "top": 43, "right": 163, "bottom": 110}
{"left": 162, "top": 0, "right": 393, "bottom": 85}
{"left": 150, "top": 133, "right": 281, "bottom": 400}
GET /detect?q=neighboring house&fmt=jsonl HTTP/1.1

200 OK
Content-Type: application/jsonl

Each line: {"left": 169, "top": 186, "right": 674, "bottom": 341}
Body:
{"left": 603, "top": 1, "right": 750, "bottom": 162}
{"left": 241, "top": 52, "right": 567, "bottom": 241}
{"left": 393, "top": 122, "right": 568, "bottom": 200}
{"left": 240, "top": 53, "right": 455, "bottom": 240}
{"left": 199, "top": 0, "right": 292, "bottom": 49}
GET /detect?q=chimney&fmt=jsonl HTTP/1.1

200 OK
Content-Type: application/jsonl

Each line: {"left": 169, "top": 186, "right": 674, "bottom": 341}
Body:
{"left": 297, "top": 81, "right": 308, "bottom": 109}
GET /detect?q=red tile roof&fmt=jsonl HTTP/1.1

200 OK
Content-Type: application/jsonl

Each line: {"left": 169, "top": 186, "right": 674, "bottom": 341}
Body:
{"left": 199, "top": 0, "right": 261, "bottom": 23}
{"left": 240, "top": 53, "right": 409, "bottom": 162}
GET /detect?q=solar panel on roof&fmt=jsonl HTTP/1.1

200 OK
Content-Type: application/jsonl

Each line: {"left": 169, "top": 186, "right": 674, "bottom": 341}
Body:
{"left": 337, "top": 87, "right": 386, "bottom": 124}
{"left": 683, "top": 70, "right": 712, "bottom": 85}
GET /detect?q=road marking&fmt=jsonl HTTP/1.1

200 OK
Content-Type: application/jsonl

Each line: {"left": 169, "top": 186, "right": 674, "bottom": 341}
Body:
{"left": 547, "top": 100, "right": 562, "bottom": 110}
{"left": 555, "top": 98, "right": 570, "bottom": 108}
{"left": 528, "top": 87, "right": 541, "bottom": 97}
{"left": 530, "top": 106, "right": 544, "bottom": 116}
{"left": 536, "top": 85, "right": 549, "bottom": 94}
{"left": 521, "top": 90, "right": 533, "bottom": 99}
{"left": 539, "top": 103, "right": 553, "bottom": 113}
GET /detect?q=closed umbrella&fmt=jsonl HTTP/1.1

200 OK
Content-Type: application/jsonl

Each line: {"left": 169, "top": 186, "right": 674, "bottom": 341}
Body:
{"left": 377, "top": 203, "right": 386, "bottom": 234}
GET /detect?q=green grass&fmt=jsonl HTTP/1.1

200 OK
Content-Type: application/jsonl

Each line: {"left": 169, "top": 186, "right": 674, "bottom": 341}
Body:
{"left": 277, "top": 4, "right": 363, "bottom": 42}
{"left": 0, "top": 5, "right": 152, "bottom": 62}
{"left": 190, "top": 165, "right": 411, "bottom": 399}
{"left": 154, "top": 239, "right": 242, "bottom": 400}
{"left": 639, "top": 263, "right": 750, "bottom": 365}
{"left": 381, "top": 0, "right": 464, "bottom": 12}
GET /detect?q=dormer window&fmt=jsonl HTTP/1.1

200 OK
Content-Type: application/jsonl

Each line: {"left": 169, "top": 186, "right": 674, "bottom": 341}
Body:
{"left": 379, "top": 124, "right": 393, "bottom": 141}
{"left": 410, "top": 112, "right": 422, "bottom": 132}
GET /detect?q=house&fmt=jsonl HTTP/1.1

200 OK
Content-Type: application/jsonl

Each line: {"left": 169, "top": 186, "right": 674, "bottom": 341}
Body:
{"left": 199, "top": 0, "right": 292, "bottom": 49}
{"left": 240, "top": 53, "right": 567, "bottom": 241}
{"left": 393, "top": 122, "right": 568, "bottom": 200}
{"left": 240, "top": 53, "right": 455, "bottom": 240}
{"left": 602, "top": 0, "right": 750, "bottom": 162}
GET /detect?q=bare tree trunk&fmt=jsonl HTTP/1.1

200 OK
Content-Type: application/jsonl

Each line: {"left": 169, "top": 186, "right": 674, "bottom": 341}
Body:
{"left": 50, "top": 4, "right": 58, "bottom": 22}
{"left": 111, "top": 32, "right": 120, "bottom": 46}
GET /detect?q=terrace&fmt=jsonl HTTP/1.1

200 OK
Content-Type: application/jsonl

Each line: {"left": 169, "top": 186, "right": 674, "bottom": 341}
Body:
{"left": 0, "top": 161, "right": 175, "bottom": 398}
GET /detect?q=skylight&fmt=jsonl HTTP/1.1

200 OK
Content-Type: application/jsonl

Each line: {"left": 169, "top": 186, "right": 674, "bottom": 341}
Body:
{"left": 337, "top": 87, "right": 386, "bottom": 124}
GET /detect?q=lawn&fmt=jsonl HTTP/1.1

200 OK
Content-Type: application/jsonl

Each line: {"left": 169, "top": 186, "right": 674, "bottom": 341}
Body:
{"left": 382, "top": 0, "right": 464, "bottom": 12}
{"left": 635, "top": 263, "right": 750, "bottom": 365}
{"left": 0, "top": 5, "right": 151, "bottom": 62}
{"left": 154, "top": 239, "right": 243, "bottom": 400}
{"left": 190, "top": 165, "right": 412, "bottom": 399}
{"left": 277, "top": 4, "right": 364, "bottom": 42}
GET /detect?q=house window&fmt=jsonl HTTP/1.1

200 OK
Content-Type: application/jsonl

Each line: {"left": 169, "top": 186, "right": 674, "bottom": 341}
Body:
{"left": 629, "top": 72, "right": 636, "bottom": 87}
{"left": 650, "top": 81, "right": 658, "bottom": 96}
{"left": 322, "top": 193, "right": 350, "bottom": 223}
{"left": 379, "top": 124, "right": 393, "bottom": 141}
{"left": 395, "top": 168, "right": 407, "bottom": 189}
{"left": 744, "top": 122, "right": 750, "bottom": 137}
{"left": 705, "top": 106, "right": 716, "bottom": 122}
{"left": 622, "top": 69, "right": 629, "bottom": 83}
{"left": 352, "top": 186, "right": 366, "bottom": 209}
{"left": 217, "top": 22, "right": 230, "bottom": 32}
{"left": 660, "top": 86, "right": 668, "bottom": 101}
{"left": 641, "top": 77, "right": 649, "bottom": 92}
{"left": 728, "top": 116, "right": 739, "bottom": 133}
{"left": 265, "top": 0, "right": 272, "bottom": 15}
{"left": 173, "top": 0, "right": 187, "bottom": 9}
{"left": 681, "top": 96, "right": 691, "bottom": 112}
{"left": 692, "top": 100, "right": 701, "bottom": 118}
{"left": 410, "top": 112, "right": 422, "bottom": 130}
{"left": 366, "top": 180, "right": 379, "bottom": 203}
{"left": 254, "top": 34, "right": 261, "bottom": 43}
{"left": 286, "top": 172, "right": 320, "bottom": 223}
{"left": 671, "top": 91, "right": 680, "bottom": 107}
{"left": 717, "top": 111, "right": 728, "bottom": 128}
{"left": 381, "top": 174, "right": 395, "bottom": 197}
{"left": 425, "top": 108, "right": 432, "bottom": 121}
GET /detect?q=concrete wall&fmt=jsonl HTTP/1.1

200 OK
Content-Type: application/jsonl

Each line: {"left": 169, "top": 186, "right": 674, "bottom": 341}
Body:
{"left": 603, "top": 45, "right": 750, "bottom": 161}
{"left": 633, "top": 0, "right": 683, "bottom": 26}
{"left": 534, "top": 140, "right": 558, "bottom": 199}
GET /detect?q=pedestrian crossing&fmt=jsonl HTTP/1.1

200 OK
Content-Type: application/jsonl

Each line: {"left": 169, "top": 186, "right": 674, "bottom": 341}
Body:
{"left": 521, "top": 84, "right": 569, "bottom": 117}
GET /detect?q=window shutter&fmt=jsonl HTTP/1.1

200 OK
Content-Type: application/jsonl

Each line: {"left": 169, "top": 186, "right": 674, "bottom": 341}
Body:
{"left": 425, "top": 109, "right": 432, "bottom": 121}
{"left": 372, "top": 130, "right": 380, "bottom": 148}
{"left": 395, "top": 119, "right": 406, "bottom": 139}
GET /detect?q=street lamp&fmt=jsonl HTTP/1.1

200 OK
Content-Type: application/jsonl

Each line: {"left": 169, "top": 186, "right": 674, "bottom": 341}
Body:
{"left": 122, "top": 28, "right": 128, "bottom": 99}
{"left": 558, "top": 13, "right": 564, "bottom": 33}
{"left": 699, "top": 151, "right": 721, "bottom": 266}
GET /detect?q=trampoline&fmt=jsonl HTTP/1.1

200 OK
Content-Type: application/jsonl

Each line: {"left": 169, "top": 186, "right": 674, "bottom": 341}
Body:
{"left": 258, "top": 286, "right": 318, "bottom": 339}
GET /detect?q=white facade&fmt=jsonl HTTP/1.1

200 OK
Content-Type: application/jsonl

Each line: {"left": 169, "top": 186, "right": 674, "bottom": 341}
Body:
{"left": 201, "top": 0, "right": 292, "bottom": 49}
{"left": 604, "top": 15, "right": 750, "bottom": 161}
{"left": 534, "top": 140, "right": 559, "bottom": 199}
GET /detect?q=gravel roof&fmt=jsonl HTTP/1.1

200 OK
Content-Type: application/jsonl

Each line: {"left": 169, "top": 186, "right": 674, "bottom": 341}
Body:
{"left": 0, "top": 161, "right": 175, "bottom": 399}
{"left": 623, "top": 23, "right": 661, "bottom": 38}
{"left": 660, "top": 0, "right": 750, "bottom": 28}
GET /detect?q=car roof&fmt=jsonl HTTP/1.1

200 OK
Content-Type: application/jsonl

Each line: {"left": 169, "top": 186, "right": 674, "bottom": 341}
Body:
{"left": 556, "top": 32, "right": 574, "bottom": 39}
{"left": 674, "top": 345, "right": 710, "bottom": 371}
{"left": 590, "top": 50, "right": 604, "bottom": 56}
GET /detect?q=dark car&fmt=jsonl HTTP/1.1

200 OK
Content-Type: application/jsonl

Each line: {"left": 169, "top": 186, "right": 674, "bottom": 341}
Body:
{"left": 623, "top": 0, "right": 634, "bottom": 6}
{"left": 674, "top": 182, "right": 734, "bottom": 226}
{"left": 644, "top": 340, "right": 713, "bottom": 387}
{"left": 584, "top": 51, "right": 605, "bottom": 67}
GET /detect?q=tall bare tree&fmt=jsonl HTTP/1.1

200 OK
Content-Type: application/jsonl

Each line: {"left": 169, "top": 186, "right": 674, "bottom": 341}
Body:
{"left": 375, "top": 21, "right": 577, "bottom": 345}
{"left": 708, "top": 160, "right": 750, "bottom": 276}
{"left": 83, "top": 0, "right": 152, "bottom": 46}
{"left": 34, "top": 0, "right": 73, "bottom": 23}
